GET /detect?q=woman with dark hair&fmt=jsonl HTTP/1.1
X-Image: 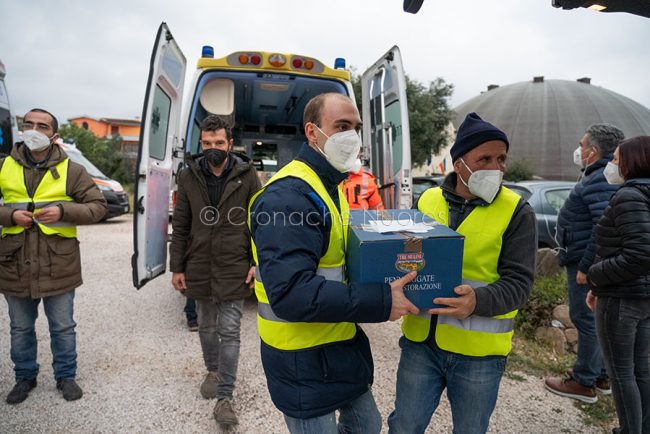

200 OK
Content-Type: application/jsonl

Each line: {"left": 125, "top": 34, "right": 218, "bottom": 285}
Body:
{"left": 587, "top": 135, "right": 650, "bottom": 434}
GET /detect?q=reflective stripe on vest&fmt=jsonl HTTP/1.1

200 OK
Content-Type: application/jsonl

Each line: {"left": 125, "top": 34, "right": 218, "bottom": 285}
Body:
{"left": 248, "top": 159, "right": 355, "bottom": 350}
{"left": 255, "top": 265, "right": 345, "bottom": 284}
{"left": 360, "top": 172, "right": 369, "bottom": 207}
{"left": 0, "top": 157, "right": 76, "bottom": 238}
{"left": 4, "top": 200, "right": 70, "bottom": 210}
{"left": 257, "top": 265, "right": 346, "bottom": 322}
{"left": 402, "top": 185, "right": 521, "bottom": 357}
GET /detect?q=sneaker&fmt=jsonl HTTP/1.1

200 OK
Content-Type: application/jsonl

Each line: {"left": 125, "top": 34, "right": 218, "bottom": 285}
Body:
{"left": 566, "top": 368, "right": 611, "bottom": 395}
{"left": 56, "top": 378, "right": 83, "bottom": 401}
{"left": 545, "top": 374, "right": 597, "bottom": 403}
{"left": 187, "top": 319, "right": 199, "bottom": 332}
{"left": 6, "top": 378, "right": 37, "bottom": 404}
{"left": 596, "top": 377, "right": 612, "bottom": 395}
{"left": 213, "top": 398, "right": 238, "bottom": 426}
{"left": 200, "top": 372, "right": 219, "bottom": 399}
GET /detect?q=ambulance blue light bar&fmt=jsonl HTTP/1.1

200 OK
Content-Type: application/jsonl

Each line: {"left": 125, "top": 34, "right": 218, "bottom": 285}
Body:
{"left": 202, "top": 45, "right": 214, "bottom": 58}
{"left": 334, "top": 58, "right": 346, "bottom": 69}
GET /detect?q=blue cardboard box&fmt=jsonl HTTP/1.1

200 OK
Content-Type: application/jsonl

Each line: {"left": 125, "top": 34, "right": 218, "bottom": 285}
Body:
{"left": 347, "top": 209, "right": 464, "bottom": 309}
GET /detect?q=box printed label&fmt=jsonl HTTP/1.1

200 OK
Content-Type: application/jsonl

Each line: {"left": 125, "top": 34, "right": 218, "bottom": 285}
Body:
{"left": 386, "top": 273, "right": 443, "bottom": 291}
{"left": 395, "top": 252, "right": 425, "bottom": 273}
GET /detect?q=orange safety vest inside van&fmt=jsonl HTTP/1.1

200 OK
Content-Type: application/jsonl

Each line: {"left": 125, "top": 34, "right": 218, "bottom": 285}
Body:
{"left": 342, "top": 168, "right": 385, "bottom": 210}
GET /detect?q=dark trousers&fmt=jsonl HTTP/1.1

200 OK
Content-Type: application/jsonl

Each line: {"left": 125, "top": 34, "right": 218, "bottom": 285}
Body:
{"left": 597, "top": 296, "right": 650, "bottom": 434}
{"left": 566, "top": 263, "right": 606, "bottom": 386}
{"left": 184, "top": 297, "right": 197, "bottom": 322}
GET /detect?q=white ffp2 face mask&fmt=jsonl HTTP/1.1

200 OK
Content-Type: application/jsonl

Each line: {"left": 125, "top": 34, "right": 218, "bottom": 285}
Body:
{"left": 459, "top": 158, "right": 504, "bottom": 203}
{"left": 573, "top": 147, "right": 583, "bottom": 167}
{"left": 22, "top": 129, "right": 53, "bottom": 152}
{"left": 603, "top": 161, "right": 625, "bottom": 185}
{"left": 315, "top": 126, "right": 362, "bottom": 173}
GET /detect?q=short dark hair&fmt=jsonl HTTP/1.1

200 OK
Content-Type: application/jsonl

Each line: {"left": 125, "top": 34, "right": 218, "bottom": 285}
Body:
{"left": 303, "top": 92, "right": 351, "bottom": 127}
{"left": 585, "top": 123, "right": 624, "bottom": 156}
{"left": 26, "top": 108, "right": 59, "bottom": 133}
{"left": 199, "top": 115, "right": 232, "bottom": 141}
{"left": 618, "top": 136, "right": 650, "bottom": 180}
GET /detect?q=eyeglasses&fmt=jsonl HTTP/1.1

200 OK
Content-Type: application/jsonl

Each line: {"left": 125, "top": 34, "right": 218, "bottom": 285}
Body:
{"left": 22, "top": 121, "right": 53, "bottom": 133}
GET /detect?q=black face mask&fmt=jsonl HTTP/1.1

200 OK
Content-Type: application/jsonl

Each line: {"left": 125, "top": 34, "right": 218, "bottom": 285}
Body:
{"left": 204, "top": 148, "right": 228, "bottom": 167}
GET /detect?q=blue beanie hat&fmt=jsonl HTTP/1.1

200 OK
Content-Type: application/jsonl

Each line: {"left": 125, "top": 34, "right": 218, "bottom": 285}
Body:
{"left": 450, "top": 112, "right": 509, "bottom": 162}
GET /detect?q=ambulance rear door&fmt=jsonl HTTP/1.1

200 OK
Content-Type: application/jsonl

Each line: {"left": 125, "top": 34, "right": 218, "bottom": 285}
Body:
{"left": 132, "top": 22, "right": 186, "bottom": 289}
{"left": 361, "top": 46, "right": 412, "bottom": 209}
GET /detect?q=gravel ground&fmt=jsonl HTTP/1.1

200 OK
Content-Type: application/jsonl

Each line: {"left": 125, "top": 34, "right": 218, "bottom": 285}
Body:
{"left": 0, "top": 216, "right": 604, "bottom": 433}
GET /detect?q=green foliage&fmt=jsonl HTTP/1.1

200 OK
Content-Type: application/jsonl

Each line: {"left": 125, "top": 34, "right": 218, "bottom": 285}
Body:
{"left": 577, "top": 398, "right": 617, "bottom": 427}
{"left": 406, "top": 76, "right": 454, "bottom": 166}
{"left": 350, "top": 66, "right": 362, "bottom": 114}
{"left": 504, "top": 158, "right": 535, "bottom": 182}
{"left": 58, "top": 123, "right": 130, "bottom": 184}
{"left": 515, "top": 272, "right": 567, "bottom": 338}
{"left": 350, "top": 69, "right": 455, "bottom": 166}
{"left": 507, "top": 336, "right": 574, "bottom": 377}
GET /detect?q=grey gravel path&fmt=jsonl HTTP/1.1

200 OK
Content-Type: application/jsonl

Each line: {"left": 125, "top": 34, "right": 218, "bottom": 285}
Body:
{"left": 0, "top": 216, "right": 604, "bottom": 433}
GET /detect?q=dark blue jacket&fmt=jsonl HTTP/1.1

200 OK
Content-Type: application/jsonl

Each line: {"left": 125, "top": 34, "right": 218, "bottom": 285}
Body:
{"left": 556, "top": 158, "right": 619, "bottom": 272}
{"left": 250, "top": 143, "right": 392, "bottom": 419}
{"left": 589, "top": 179, "right": 650, "bottom": 299}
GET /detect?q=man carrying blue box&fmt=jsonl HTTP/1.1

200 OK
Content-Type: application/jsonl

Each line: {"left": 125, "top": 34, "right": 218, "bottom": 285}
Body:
{"left": 249, "top": 92, "right": 419, "bottom": 434}
{"left": 388, "top": 112, "right": 537, "bottom": 434}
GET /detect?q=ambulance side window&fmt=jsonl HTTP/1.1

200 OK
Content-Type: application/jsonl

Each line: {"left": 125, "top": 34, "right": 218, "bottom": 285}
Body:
{"left": 149, "top": 85, "right": 171, "bottom": 161}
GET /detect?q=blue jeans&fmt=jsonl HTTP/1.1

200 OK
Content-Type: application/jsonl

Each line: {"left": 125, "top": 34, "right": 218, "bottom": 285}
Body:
{"left": 196, "top": 298, "right": 244, "bottom": 399}
{"left": 566, "top": 263, "right": 606, "bottom": 386}
{"left": 4, "top": 291, "right": 77, "bottom": 381}
{"left": 597, "top": 296, "right": 650, "bottom": 434}
{"left": 388, "top": 337, "right": 506, "bottom": 434}
{"left": 284, "top": 390, "right": 381, "bottom": 434}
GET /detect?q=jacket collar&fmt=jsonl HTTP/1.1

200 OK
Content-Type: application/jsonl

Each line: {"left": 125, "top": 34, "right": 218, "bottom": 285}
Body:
{"left": 584, "top": 156, "right": 611, "bottom": 177}
{"left": 296, "top": 143, "right": 347, "bottom": 190}
{"left": 12, "top": 142, "right": 67, "bottom": 169}
{"left": 624, "top": 178, "right": 650, "bottom": 187}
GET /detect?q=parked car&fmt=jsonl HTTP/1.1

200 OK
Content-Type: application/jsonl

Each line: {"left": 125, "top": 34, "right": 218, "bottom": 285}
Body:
{"left": 413, "top": 175, "right": 574, "bottom": 248}
{"left": 412, "top": 175, "right": 445, "bottom": 202}
{"left": 509, "top": 180, "right": 575, "bottom": 248}
{"left": 60, "top": 142, "right": 130, "bottom": 220}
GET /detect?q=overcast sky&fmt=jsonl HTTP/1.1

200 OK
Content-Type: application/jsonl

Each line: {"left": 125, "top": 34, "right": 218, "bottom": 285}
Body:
{"left": 1, "top": 0, "right": 649, "bottom": 124}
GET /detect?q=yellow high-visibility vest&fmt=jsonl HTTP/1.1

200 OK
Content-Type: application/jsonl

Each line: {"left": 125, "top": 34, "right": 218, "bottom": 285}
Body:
{"left": 248, "top": 159, "right": 355, "bottom": 350}
{"left": 403, "top": 185, "right": 520, "bottom": 357}
{"left": 0, "top": 156, "right": 76, "bottom": 238}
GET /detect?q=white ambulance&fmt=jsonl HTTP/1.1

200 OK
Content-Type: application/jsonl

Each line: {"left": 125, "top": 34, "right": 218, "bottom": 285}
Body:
{"left": 132, "top": 22, "right": 412, "bottom": 288}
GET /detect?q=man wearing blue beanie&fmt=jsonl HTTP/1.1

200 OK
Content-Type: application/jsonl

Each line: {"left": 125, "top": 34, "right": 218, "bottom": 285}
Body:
{"left": 450, "top": 112, "right": 510, "bottom": 162}
{"left": 389, "top": 112, "right": 537, "bottom": 434}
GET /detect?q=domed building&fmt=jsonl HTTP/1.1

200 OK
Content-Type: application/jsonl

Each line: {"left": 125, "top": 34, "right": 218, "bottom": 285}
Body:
{"left": 453, "top": 77, "right": 650, "bottom": 180}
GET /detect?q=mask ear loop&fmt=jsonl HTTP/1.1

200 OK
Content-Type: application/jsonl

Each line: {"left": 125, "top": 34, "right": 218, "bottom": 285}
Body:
{"left": 310, "top": 124, "right": 329, "bottom": 160}
{"left": 551, "top": 206, "right": 567, "bottom": 256}
{"left": 550, "top": 218, "right": 565, "bottom": 256}
{"left": 457, "top": 158, "right": 473, "bottom": 188}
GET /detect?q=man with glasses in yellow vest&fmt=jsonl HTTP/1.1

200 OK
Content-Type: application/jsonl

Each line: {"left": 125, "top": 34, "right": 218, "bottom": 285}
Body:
{"left": 388, "top": 112, "right": 537, "bottom": 434}
{"left": 249, "top": 93, "right": 419, "bottom": 434}
{"left": 0, "top": 108, "right": 107, "bottom": 404}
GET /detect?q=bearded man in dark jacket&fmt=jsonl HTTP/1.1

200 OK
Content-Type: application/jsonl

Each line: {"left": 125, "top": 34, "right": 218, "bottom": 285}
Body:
{"left": 545, "top": 123, "right": 624, "bottom": 403}
{"left": 170, "top": 115, "right": 261, "bottom": 427}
